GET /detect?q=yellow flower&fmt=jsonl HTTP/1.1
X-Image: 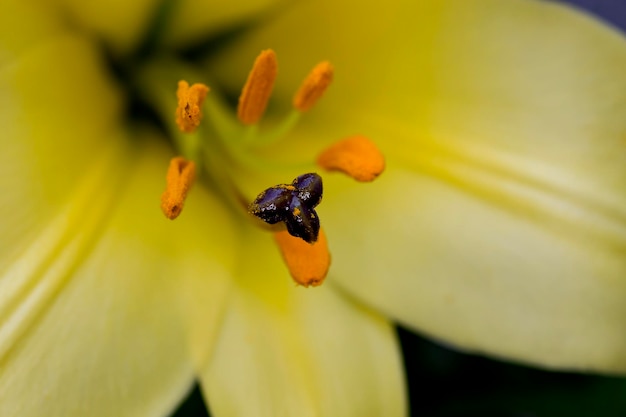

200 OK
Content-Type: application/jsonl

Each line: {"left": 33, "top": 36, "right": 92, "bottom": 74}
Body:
{"left": 1, "top": 0, "right": 626, "bottom": 416}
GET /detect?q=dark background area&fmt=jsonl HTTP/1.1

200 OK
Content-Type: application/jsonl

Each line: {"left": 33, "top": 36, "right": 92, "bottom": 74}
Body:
{"left": 554, "top": 0, "right": 626, "bottom": 33}
{"left": 170, "top": 2, "right": 626, "bottom": 416}
{"left": 171, "top": 327, "right": 626, "bottom": 417}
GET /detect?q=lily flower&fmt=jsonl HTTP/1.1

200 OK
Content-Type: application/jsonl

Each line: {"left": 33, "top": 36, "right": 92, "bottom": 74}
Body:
{"left": 1, "top": 0, "right": 625, "bottom": 416}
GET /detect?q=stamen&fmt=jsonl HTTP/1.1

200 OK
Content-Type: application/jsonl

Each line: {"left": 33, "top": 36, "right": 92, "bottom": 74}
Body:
{"left": 274, "top": 228, "right": 330, "bottom": 287}
{"left": 293, "top": 61, "right": 334, "bottom": 112}
{"left": 237, "top": 49, "right": 278, "bottom": 125}
{"left": 161, "top": 157, "right": 196, "bottom": 220}
{"left": 317, "top": 136, "right": 385, "bottom": 182}
{"left": 175, "top": 80, "right": 210, "bottom": 133}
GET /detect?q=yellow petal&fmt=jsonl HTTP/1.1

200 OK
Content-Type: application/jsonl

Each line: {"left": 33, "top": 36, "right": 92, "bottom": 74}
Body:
{"left": 200, "top": 229, "right": 406, "bottom": 417}
{"left": 0, "top": 33, "right": 124, "bottom": 276}
{"left": 209, "top": 0, "right": 626, "bottom": 371}
{"left": 323, "top": 167, "right": 626, "bottom": 373}
{"left": 0, "top": 138, "right": 236, "bottom": 416}
{"left": 0, "top": 25, "right": 237, "bottom": 412}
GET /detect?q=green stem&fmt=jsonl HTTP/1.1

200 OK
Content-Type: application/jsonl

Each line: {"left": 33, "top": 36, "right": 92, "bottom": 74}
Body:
{"left": 247, "top": 110, "right": 301, "bottom": 149}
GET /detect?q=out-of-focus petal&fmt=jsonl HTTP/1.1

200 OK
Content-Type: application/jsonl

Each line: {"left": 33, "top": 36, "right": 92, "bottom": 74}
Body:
{"left": 0, "top": 0, "right": 66, "bottom": 66}
{"left": 55, "top": 0, "right": 287, "bottom": 56}
{"left": 55, "top": 0, "right": 157, "bottom": 55}
{"left": 0, "top": 138, "right": 236, "bottom": 416}
{"left": 163, "top": 0, "right": 289, "bottom": 49}
{"left": 0, "top": 33, "right": 124, "bottom": 275}
{"left": 209, "top": 0, "right": 626, "bottom": 371}
{"left": 200, "top": 229, "right": 406, "bottom": 417}
{"left": 0, "top": 19, "right": 237, "bottom": 414}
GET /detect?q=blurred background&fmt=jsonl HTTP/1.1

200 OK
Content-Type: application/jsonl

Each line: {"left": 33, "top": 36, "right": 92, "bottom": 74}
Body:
{"left": 173, "top": 325, "right": 626, "bottom": 417}
{"left": 559, "top": 0, "right": 626, "bottom": 33}
{"left": 170, "top": 1, "right": 626, "bottom": 416}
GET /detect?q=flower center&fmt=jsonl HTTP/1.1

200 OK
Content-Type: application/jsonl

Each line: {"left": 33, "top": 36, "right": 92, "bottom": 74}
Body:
{"left": 158, "top": 49, "right": 384, "bottom": 287}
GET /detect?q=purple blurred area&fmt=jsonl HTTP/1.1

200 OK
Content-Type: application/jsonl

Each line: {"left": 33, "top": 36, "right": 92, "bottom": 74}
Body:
{"left": 555, "top": 0, "right": 626, "bottom": 34}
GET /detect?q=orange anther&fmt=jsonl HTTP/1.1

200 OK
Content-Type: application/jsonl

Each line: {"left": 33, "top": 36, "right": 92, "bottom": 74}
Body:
{"left": 161, "top": 157, "right": 196, "bottom": 220}
{"left": 237, "top": 49, "right": 278, "bottom": 125}
{"left": 175, "top": 80, "right": 210, "bottom": 133}
{"left": 274, "top": 228, "right": 331, "bottom": 287}
{"left": 293, "top": 61, "right": 334, "bottom": 112}
{"left": 317, "top": 136, "right": 385, "bottom": 182}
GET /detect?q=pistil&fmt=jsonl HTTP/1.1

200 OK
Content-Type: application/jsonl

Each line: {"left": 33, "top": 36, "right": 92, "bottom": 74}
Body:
{"left": 249, "top": 173, "right": 323, "bottom": 244}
